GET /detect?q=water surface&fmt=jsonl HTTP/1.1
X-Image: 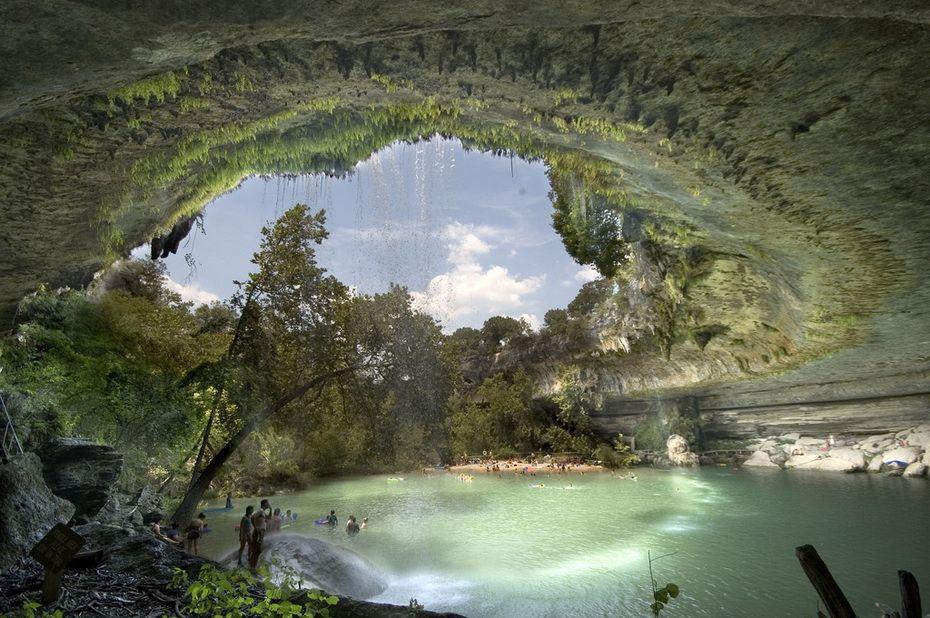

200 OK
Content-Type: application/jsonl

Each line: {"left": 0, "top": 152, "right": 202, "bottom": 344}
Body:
{"left": 198, "top": 468, "right": 930, "bottom": 617}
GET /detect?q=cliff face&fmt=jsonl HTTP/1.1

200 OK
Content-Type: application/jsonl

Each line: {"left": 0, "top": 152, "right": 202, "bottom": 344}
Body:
{"left": 1, "top": 1, "right": 929, "bottom": 433}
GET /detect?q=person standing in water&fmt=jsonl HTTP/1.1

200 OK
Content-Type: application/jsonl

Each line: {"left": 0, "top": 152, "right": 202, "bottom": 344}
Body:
{"left": 360, "top": 517, "right": 368, "bottom": 529}
{"left": 249, "top": 499, "right": 271, "bottom": 570}
{"left": 186, "top": 512, "right": 206, "bottom": 555}
{"left": 346, "top": 515, "right": 360, "bottom": 535}
{"left": 237, "top": 505, "right": 254, "bottom": 566}
{"left": 326, "top": 509, "right": 338, "bottom": 527}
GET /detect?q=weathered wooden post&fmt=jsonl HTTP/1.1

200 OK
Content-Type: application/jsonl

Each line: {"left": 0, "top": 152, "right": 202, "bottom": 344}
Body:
{"left": 795, "top": 544, "right": 857, "bottom": 618}
{"left": 29, "top": 523, "right": 85, "bottom": 604}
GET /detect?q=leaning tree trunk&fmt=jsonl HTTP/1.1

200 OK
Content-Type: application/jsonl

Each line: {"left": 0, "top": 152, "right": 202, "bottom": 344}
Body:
{"left": 170, "top": 365, "right": 355, "bottom": 528}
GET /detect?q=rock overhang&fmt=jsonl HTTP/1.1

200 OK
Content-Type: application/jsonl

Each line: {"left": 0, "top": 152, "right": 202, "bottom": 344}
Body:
{"left": 1, "top": 1, "right": 928, "bottom": 403}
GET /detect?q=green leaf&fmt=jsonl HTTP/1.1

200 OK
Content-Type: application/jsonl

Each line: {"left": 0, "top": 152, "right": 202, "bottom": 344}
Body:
{"left": 665, "top": 583, "right": 680, "bottom": 598}
{"left": 654, "top": 589, "right": 670, "bottom": 603}
{"left": 326, "top": 595, "right": 339, "bottom": 605}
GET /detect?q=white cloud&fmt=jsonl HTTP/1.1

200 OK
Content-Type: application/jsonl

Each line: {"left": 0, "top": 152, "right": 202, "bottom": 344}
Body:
{"left": 163, "top": 277, "right": 221, "bottom": 306}
{"left": 574, "top": 265, "right": 601, "bottom": 283}
{"left": 410, "top": 222, "right": 544, "bottom": 327}
{"left": 518, "top": 313, "right": 541, "bottom": 331}
{"left": 445, "top": 221, "right": 492, "bottom": 265}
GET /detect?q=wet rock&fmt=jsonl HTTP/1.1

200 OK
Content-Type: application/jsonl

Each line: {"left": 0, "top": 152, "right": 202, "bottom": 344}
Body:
{"left": 221, "top": 534, "right": 388, "bottom": 600}
{"left": 742, "top": 450, "right": 778, "bottom": 467}
{"left": 37, "top": 438, "right": 123, "bottom": 521}
{"left": 0, "top": 453, "right": 75, "bottom": 572}
{"left": 903, "top": 462, "right": 927, "bottom": 477}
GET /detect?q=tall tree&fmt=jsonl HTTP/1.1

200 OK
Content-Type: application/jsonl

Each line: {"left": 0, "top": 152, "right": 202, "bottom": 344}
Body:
{"left": 171, "top": 204, "right": 356, "bottom": 527}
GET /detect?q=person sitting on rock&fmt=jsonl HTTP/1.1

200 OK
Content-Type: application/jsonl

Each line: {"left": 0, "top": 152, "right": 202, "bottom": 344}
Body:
{"left": 165, "top": 522, "right": 181, "bottom": 543}
{"left": 150, "top": 515, "right": 180, "bottom": 545}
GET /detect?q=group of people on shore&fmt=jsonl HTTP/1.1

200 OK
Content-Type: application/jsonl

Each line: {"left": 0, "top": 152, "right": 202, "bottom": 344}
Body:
{"left": 149, "top": 512, "right": 210, "bottom": 555}
{"left": 236, "top": 499, "right": 299, "bottom": 570}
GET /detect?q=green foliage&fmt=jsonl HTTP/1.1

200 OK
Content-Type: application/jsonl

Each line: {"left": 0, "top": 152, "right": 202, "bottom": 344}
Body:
{"left": 449, "top": 370, "right": 541, "bottom": 456}
{"left": 550, "top": 172, "right": 630, "bottom": 278}
{"left": 180, "top": 97, "right": 211, "bottom": 112}
{"left": 5, "top": 601, "right": 64, "bottom": 618}
{"left": 0, "top": 263, "right": 230, "bottom": 485}
{"left": 592, "top": 434, "right": 640, "bottom": 468}
{"left": 407, "top": 597, "right": 425, "bottom": 616}
{"left": 647, "top": 551, "right": 680, "bottom": 617}
{"left": 107, "top": 70, "right": 185, "bottom": 106}
{"left": 553, "top": 87, "right": 581, "bottom": 106}
{"left": 170, "top": 564, "right": 338, "bottom": 617}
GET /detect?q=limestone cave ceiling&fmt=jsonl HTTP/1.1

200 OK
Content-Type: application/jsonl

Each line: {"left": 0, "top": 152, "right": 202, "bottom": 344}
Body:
{"left": 1, "top": 0, "right": 929, "bottom": 400}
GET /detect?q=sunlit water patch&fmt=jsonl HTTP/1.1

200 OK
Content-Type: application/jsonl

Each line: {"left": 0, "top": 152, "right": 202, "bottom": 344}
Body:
{"left": 197, "top": 468, "right": 930, "bottom": 617}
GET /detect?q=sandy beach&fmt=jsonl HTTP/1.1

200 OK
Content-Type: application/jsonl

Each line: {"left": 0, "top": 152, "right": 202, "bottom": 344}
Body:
{"left": 446, "top": 460, "right": 605, "bottom": 475}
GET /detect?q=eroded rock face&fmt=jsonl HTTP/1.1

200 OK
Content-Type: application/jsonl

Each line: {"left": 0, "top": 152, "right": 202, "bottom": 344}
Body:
{"left": 37, "top": 438, "right": 123, "bottom": 521}
{"left": 0, "top": 453, "right": 75, "bottom": 572}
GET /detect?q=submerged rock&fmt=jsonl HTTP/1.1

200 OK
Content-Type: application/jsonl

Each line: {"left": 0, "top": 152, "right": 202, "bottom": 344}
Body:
{"left": 37, "top": 438, "right": 123, "bottom": 521}
{"left": 0, "top": 453, "right": 75, "bottom": 572}
{"left": 222, "top": 534, "right": 388, "bottom": 600}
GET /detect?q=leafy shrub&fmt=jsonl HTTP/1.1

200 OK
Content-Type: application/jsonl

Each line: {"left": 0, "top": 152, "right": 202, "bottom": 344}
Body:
{"left": 170, "top": 563, "right": 338, "bottom": 617}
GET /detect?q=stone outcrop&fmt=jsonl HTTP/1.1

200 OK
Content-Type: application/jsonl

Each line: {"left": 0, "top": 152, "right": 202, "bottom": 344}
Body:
{"left": 0, "top": 453, "right": 75, "bottom": 572}
{"left": 666, "top": 434, "right": 700, "bottom": 467}
{"left": 221, "top": 534, "right": 388, "bottom": 600}
{"left": 37, "top": 438, "right": 123, "bottom": 522}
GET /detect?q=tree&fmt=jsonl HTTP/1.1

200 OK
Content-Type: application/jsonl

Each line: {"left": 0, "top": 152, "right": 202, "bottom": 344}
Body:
{"left": 172, "top": 204, "right": 355, "bottom": 527}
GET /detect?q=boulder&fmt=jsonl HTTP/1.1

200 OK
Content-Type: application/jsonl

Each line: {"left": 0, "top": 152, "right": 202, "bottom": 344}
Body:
{"left": 778, "top": 432, "right": 801, "bottom": 443}
{"left": 903, "top": 462, "right": 927, "bottom": 477}
{"left": 37, "top": 438, "right": 123, "bottom": 521}
{"left": 0, "top": 453, "right": 75, "bottom": 572}
{"left": 881, "top": 447, "right": 922, "bottom": 466}
{"left": 793, "top": 457, "right": 858, "bottom": 473}
{"left": 73, "top": 522, "right": 207, "bottom": 581}
{"left": 827, "top": 448, "right": 866, "bottom": 470}
{"left": 858, "top": 434, "right": 895, "bottom": 454}
{"left": 867, "top": 455, "right": 884, "bottom": 472}
{"left": 742, "top": 450, "right": 779, "bottom": 467}
{"left": 905, "top": 432, "right": 930, "bottom": 450}
{"left": 666, "top": 434, "right": 700, "bottom": 467}
{"left": 221, "top": 534, "right": 388, "bottom": 600}
{"left": 785, "top": 453, "right": 822, "bottom": 468}
{"left": 795, "top": 437, "right": 826, "bottom": 448}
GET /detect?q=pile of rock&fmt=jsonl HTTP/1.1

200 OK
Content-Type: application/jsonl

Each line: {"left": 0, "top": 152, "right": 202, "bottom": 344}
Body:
{"left": 742, "top": 426, "right": 930, "bottom": 476}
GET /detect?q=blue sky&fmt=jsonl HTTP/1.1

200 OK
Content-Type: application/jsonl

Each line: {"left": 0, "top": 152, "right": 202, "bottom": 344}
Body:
{"left": 139, "top": 137, "right": 598, "bottom": 332}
